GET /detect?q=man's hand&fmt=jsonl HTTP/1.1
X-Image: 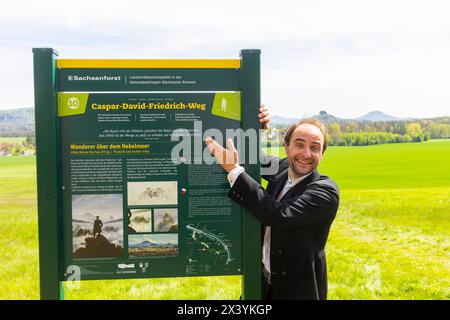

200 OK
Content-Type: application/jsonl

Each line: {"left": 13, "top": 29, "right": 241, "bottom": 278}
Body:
{"left": 205, "top": 137, "right": 240, "bottom": 173}
{"left": 258, "top": 104, "right": 270, "bottom": 129}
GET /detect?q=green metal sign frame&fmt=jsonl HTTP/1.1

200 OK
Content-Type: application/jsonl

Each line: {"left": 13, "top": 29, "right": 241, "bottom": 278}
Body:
{"left": 32, "top": 48, "right": 261, "bottom": 300}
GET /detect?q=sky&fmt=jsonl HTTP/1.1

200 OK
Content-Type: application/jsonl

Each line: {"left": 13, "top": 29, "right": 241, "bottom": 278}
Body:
{"left": 72, "top": 194, "right": 123, "bottom": 220}
{"left": 1, "top": 0, "right": 450, "bottom": 119}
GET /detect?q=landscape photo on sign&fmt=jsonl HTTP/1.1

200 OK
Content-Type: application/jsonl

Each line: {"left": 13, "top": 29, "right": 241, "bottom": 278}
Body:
{"left": 154, "top": 208, "right": 178, "bottom": 232}
{"left": 128, "top": 234, "right": 178, "bottom": 257}
{"left": 127, "top": 181, "right": 178, "bottom": 206}
{"left": 71, "top": 194, "right": 124, "bottom": 259}
{"left": 128, "top": 208, "right": 152, "bottom": 233}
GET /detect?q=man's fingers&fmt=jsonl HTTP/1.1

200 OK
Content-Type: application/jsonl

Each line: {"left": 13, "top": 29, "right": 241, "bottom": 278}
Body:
{"left": 227, "top": 138, "right": 237, "bottom": 153}
{"left": 259, "top": 115, "right": 270, "bottom": 123}
{"left": 205, "top": 137, "right": 239, "bottom": 171}
{"left": 205, "top": 137, "right": 227, "bottom": 163}
{"left": 224, "top": 139, "right": 235, "bottom": 165}
{"left": 205, "top": 136, "right": 221, "bottom": 156}
{"left": 258, "top": 104, "right": 270, "bottom": 129}
{"left": 258, "top": 111, "right": 269, "bottom": 118}
{"left": 205, "top": 137, "right": 215, "bottom": 155}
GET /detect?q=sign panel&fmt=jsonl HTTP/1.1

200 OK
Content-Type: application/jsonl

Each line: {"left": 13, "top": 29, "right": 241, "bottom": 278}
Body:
{"left": 57, "top": 63, "right": 244, "bottom": 280}
{"left": 33, "top": 50, "right": 261, "bottom": 299}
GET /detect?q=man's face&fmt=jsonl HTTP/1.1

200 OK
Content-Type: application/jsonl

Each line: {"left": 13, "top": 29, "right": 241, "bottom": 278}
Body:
{"left": 285, "top": 124, "right": 324, "bottom": 177}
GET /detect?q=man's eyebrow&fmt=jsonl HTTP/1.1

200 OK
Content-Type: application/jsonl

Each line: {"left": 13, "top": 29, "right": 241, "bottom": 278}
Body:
{"left": 294, "top": 138, "right": 322, "bottom": 145}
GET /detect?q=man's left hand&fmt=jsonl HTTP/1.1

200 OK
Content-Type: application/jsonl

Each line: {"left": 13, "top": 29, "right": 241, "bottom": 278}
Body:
{"left": 205, "top": 137, "right": 240, "bottom": 172}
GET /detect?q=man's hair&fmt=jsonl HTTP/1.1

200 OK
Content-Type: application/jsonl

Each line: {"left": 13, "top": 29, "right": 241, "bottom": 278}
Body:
{"left": 284, "top": 118, "right": 328, "bottom": 154}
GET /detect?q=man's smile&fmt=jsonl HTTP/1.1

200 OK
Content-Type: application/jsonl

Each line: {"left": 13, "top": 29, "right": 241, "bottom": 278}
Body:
{"left": 295, "top": 159, "right": 312, "bottom": 166}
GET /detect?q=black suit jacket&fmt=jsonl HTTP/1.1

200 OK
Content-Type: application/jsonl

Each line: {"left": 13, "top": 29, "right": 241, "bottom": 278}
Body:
{"left": 228, "top": 157, "right": 339, "bottom": 300}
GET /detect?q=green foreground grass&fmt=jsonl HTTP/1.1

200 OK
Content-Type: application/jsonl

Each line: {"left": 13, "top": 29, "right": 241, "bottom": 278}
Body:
{"left": 0, "top": 140, "right": 449, "bottom": 299}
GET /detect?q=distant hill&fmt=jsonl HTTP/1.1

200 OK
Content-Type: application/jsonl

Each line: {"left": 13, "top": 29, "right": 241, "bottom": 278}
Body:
{"left": 129, "top": 241, "right": 158, "bottom": 249}
{"left": 313, "top": 111, "right": 343, "bottom": 124}
{"left": 271, "top": 111, "right": 343, "bottom": 126}
{"left": 0, "top": 108, "right": 34, "bottom": 137}
{"left": 271, "top": 110, "right": 406, "bottom": 126}
{"left": 129, "top": 240, "right": 177, "bottom": 249}
{"left": 357, "top": 111, "right": 401, "bottom": 122}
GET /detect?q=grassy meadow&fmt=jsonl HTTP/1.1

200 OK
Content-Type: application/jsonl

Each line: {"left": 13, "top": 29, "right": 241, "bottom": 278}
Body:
{"left": 0, "top": 140, "right": 449, "bottom": 299}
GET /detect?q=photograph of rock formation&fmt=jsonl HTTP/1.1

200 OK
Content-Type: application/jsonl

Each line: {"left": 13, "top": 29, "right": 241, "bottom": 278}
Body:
{"left": 72, "top": 194, "right": 124, "bottom": 259}
{"left": 128, "top": 208, "right": 152, "bottom": 233}
{"left": 154, "top": 208, "right": 178, "bottom": 232}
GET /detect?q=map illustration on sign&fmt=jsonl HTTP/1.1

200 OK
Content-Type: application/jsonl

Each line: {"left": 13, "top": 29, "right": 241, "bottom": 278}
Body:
{"left": 186, "top": 224, "right": 233, "bottom": 268}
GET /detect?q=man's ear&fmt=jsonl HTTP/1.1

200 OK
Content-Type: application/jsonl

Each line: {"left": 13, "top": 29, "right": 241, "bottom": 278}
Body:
{"left": 284, "top": 144, "right": 289, "bottom": 155}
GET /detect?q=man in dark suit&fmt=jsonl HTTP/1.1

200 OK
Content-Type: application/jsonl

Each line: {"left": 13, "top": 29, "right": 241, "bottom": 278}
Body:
{"left": 205, "top": 105, "right": 339, "bottom": 300}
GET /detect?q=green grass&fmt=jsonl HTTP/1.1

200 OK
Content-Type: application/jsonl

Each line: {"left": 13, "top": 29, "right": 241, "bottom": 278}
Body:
{"left": 0, "top": 140, "right": 449, "bottom": 299}
{"left": 62, "top": 276, "right": 241, "bottom": 300}
{"left": 0, "top": 157, "right": 39, "bottom": 299}
{"left": 328, "top": 188, "right": 449, "bottom": 299}
{"left": 320, "top": 141, "right": 450, "bottom": 190}
{"left": 269, "top": 139, "right": 450, "bottom": 189}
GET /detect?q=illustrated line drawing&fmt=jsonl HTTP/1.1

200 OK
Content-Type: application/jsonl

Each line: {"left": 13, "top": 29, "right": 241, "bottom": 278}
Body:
{"left": 186, "top": 224, "right": 232, "bottom": 265}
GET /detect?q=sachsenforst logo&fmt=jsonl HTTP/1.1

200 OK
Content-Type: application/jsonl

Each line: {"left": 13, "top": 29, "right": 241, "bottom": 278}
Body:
{"left": 67, "top": 97, "right": 80, "bottom": 110}
{"left": 66, "top": 75, "right": 121, "bottom": 81}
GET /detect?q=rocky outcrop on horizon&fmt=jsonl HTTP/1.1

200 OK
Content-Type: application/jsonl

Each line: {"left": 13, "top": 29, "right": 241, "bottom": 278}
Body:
{"left": 73, "top": 234, "right": 123, "bottom": 259}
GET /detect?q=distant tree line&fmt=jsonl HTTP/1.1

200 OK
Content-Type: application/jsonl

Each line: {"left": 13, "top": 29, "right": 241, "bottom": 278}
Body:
{"left": 327, "top": 118, "right": 449, "bottom": 146}
{"left": 264, "top": 117, "right": 450, "bottom": 147}
{"left": 0, "top": 136, "right": 35, "bottom": 155}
